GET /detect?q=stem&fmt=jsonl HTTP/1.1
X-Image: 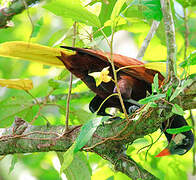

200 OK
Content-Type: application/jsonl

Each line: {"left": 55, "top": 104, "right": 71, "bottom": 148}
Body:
{"left": 183, "top": 8, "right": 189, "bottom": 59}
{"left": 110, "top": 28, "right": 129, "bottom": 120}
{"left": 160, "top": 0, "right": 177, "bottom": 81}
{"left": 137, "top": 20, "right": 160, "bottom": 60}
{"left": 65, "top": 22, "right": 77, "bottom": 132}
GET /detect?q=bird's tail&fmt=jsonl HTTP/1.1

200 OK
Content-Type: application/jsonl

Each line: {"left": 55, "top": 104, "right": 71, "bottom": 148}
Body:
{"left": 0, "top": 41, "right": 74, "bottom": 67}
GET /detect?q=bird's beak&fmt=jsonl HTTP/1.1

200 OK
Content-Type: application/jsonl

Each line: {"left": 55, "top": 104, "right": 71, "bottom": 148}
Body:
{"left": 155, "top": 147, "right": 171, "bottom": 157}
{"left": 155, "top": 134, "right": 176, "bottom": 157}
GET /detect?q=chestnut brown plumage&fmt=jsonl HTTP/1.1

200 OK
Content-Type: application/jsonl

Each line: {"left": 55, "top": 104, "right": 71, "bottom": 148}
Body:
{"left": 57, "top": 46, "right": 194, "bottom": 156}
{"left": 57, "top": 46, "right": 164, "bottom": 115}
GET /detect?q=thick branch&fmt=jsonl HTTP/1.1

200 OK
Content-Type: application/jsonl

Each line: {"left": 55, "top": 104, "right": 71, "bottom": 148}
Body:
{"left": 0, "top": 77, "right": 195, "bottom": 179}
{"left": 0, "top": 116, "right": 160, "bottom": 179}
{"left": 0, "top": 0, "right": 42, "bottom": 28}
{"left": 160, "top": 0, "right": 177, "bottom": 80}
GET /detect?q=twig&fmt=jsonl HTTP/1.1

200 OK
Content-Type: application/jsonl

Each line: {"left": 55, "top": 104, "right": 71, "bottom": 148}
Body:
{"left": 183, "top": 8, "right": 189, "bottom": 60}
{"left": 100, "top": 27, "right": 129, "bottom": 121}
{"left": 65, "top": 22, "right": 77, "bottom": 132}
{"left": 136, "top": 20, "right": 160, "bottom": 60}
{"left": 160, "top": 0, "right": 177, "bottom": 80}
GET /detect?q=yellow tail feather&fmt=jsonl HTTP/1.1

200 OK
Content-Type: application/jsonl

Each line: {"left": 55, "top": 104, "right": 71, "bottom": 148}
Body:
{"left": 0, "top": 41, "right": 75, "bottom": 67}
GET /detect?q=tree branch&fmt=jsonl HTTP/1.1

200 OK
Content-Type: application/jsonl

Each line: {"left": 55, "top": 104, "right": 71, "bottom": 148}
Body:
{"left": 0, "top": 116, "right": 160, "bottom": 179}
{"left": 1, "top": 78, "right": 195, "bottom": 179}
{"left": 160, "top": 0, "right": 177, "bottom": 80}
{"left": 137, "top": 20, "right": 160, "bottom": 60}
{"left": 0, "top": 0, "right": 42, "bottom": 28}
{"left": 0, "top": 79, "right": 196, "bottom": 179}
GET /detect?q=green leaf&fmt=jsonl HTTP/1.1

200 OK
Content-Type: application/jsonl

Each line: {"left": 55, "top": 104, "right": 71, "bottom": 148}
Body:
{"left": 166, "top": 125, "right": 193, "bottom": 134}
{"left": 166, "top": 86, "right": 172, "bottom": 100}
{"left": 149, "top": 102, "right": 158, "bottom": 107}
{"left": 138, "top": 94, "right": 165, "bottom": 104}
{"left": 48, "top": 79, "right": 68, "bottom": 89}
{"left": 60, "top": 144, "right": 75, "bottom": 173}
{"left": 93, "top": 0, "right": 125, "bottom": 38}
{"left": 0, "top": 96, "right": 35, "bottom": 127}
{"left": 152, "top": 73, "right": 159, "bottom": 93}
{"left": 172, "top": 104, "right": 185, "bottom": 116}
{"left": 179, "top": 51, "right": 196, "bottom": 68}
{"left": 43, "top": 0, "right": 101, "bottom": 27}
{"left": 107, "top": 176, "right": 114, "bottom": 180}
{"left": 176, "top": 0, "right": 196, "bottom": 7}
{"left": 64, "top": 152, "right": 92, "bottom": 180}
{"left": 170, "top": 79, "right": 193, "bottom": 101}
{"left": 9, "top": 155, "right": 18, "bottom": 174}
{"left": 130, "top": 0, "right": 163, "bottom": 21}
{"left": 31, "top": 17, "right": 44, "bottom": 38}
{"left": 111, "top": 0, "right": 127, "bottom": 22}
{"left": 74, "top": 116, "right": 105, "bottom": 153}
{"left": 57, "top": 151, "right": 92, "bottom": 179}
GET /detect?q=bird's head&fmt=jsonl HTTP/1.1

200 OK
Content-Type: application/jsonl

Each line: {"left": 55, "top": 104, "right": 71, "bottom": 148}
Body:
{"left": 156, "top": 132, "right": 194, "bottom": 157}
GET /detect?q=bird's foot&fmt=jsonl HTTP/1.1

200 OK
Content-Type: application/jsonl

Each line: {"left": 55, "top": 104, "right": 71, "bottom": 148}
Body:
{"left": 128, "top": 105, "right": 140, "bottom": 114}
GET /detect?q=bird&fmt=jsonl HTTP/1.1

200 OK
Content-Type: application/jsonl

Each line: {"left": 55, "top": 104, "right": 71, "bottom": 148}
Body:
{"left": 156, "top": 115, "right": 194, "bottom": 157}
{"left": 57, "top": 46, "right": 194, "bottom": 156}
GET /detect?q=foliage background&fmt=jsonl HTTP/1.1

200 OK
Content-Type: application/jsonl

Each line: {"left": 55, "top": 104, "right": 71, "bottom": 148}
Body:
{"left": 0, "top": 0, "right": 195, "bottom": 179}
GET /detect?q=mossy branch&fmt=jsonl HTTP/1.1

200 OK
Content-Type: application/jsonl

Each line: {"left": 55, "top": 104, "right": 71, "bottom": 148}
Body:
{"left": 0, "top": 79, "right": 195, "bottom": 179}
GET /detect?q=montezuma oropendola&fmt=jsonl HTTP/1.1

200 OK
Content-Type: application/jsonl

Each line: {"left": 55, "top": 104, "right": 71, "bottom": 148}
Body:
{"left": 57, "top": 46, "right": 194, "bottom": 156}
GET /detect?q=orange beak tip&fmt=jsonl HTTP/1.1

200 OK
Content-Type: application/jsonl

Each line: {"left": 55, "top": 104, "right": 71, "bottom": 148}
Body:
{"left": 155, "top": 148, "right": 171, "bottom": 157}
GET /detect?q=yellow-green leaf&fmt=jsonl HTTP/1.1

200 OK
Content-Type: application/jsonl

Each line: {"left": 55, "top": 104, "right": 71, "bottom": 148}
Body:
{"left": 144, "top": 62, "right": 166, "bottom": 73}
{"left": 0, "top": 41, "right": 74, "bottom": 67}
{"left": 0, "top": 79, "right": 33, "bottom": 90}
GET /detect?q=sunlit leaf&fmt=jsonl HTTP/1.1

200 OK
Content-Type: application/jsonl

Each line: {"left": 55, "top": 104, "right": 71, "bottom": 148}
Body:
{"left": 139, "top": 94, "right": 165, "bottom": 104}
{"left": 111, "top": 0, "right": 127, "bottom": 22}
{"left": 43, "top": 0, "right": 101, "bottom": 27}
{"left": 170, "top": 79, "right": 193, "bottom": 101}
{"left": 104, "top": 17, "right": 127, "bottom": 27}
{"left": 93, "top": 0, "right": 117, "bottom": 37}
{"left": 179, "top": 51, "right": 196, "bottom": 68}
{"left": 144, "top": 62, "right": 166, "bottom": 73}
